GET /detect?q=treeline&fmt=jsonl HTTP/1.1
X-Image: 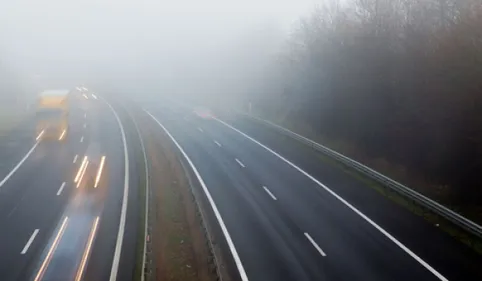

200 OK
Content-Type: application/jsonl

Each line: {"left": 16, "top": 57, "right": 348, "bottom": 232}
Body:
{"left": 250, "top": 0, "right": 482, "bottom": 206}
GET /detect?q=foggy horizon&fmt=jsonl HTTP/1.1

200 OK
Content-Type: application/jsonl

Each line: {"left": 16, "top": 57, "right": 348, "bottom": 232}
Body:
{"left": 1, "top": 0, "right": 317, "bottom": 97}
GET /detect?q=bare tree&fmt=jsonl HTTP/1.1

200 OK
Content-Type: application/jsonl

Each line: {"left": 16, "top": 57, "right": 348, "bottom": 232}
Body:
{"left": 253, "top": 0, "right": 482, "bottom": 210}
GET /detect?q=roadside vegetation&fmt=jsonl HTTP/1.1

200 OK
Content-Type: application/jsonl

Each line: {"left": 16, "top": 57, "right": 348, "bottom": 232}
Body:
{"left": 241, "top": 0, "right": 482, "bottom": 223}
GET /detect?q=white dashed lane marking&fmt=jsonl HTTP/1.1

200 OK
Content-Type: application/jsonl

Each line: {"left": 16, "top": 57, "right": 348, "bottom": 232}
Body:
{"left": 21, "top": 229, "right": 39, "bottom": 254}
{"left": 57, "top": 182, "right": 66, "bottom": 196}
{"left": 262, "top": 186, "right": 277, "bottom": 200}
{"left": 304, "top": 232, "right": 326, "bottom": 257}
{"left": 235, "top": 158, "right": 245, "bottom": 168}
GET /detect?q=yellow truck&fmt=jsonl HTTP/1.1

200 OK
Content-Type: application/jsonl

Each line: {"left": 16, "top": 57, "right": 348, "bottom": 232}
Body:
{"left": 36, "top": 89, "right": 70, "bottom": 141}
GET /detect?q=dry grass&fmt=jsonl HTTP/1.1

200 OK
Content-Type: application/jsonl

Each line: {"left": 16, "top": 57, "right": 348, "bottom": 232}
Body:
{"left": 141, "top": 115, "right": 216, "bottom": 281}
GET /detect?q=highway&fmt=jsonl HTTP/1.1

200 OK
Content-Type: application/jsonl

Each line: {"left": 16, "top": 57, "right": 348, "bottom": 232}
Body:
{"left": 0, "top": 91, "right": 138, "bottom": 281}
{"left": 0, "top": 90, "right": 480, "bottom": 281}
{"left": 142, "top": 100, "right": 482, "bottom": 281}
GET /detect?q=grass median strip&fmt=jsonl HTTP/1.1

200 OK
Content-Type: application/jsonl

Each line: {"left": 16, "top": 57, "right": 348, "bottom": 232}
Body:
{"left": 133, "top": 144, "right": 148, "bottom": 281}
{"left": 139, "top": 112, "right": 217, "bottom": 281}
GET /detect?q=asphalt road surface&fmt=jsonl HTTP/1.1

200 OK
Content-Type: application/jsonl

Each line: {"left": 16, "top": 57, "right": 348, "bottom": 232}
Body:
{"left": 141, "top": 100, "right": 482, "bottom": 281}
{"left": 0, "top": 92, "right": 137, "bottom": 281}
{"left": 2, "top": 91, "right": 479, "bottom": 281}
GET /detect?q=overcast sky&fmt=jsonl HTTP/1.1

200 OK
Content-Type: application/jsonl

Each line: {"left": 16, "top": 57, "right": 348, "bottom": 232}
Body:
{"left": 0, "top": 0, "right": 318, "bottom": 96}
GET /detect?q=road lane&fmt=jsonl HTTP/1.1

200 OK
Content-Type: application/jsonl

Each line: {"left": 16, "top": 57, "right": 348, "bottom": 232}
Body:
{"left": 0, "top": 90, "right": 117, "bottom": 281}
{"left": 22, "top": 95, "right": 132, "bottom": 281}
{"left": 143, "top": 103, "right": 482, "bottom": 281}
{"left": 198, "top": 118, "right": 444, "bottom": 280}
{"left": 147, "top": 108, "right": 337, "bottom": 280}
{"left": 81, "top": 99, "right": 137, "bottom": 281}
{"left": 33, "top": 199, "right": 101, "bottom": 281}
{"left": 0, "top": 107, "right": 88, "bottom": 281}
{"left": 0, "top": 143, "right": 78, "bottom": 281}
{"left": 220, "top": 113, "right": 482, "bottom": 281}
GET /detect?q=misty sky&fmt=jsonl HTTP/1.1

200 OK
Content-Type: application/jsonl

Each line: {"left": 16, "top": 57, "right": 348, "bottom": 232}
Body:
{"left": 0, "top": 0, "right": 317, "bottom": 96}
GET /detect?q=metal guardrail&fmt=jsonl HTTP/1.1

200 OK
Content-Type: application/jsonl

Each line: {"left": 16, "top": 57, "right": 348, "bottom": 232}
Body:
{"left": 244, "top": 113, "right": 482, "bottom": 238}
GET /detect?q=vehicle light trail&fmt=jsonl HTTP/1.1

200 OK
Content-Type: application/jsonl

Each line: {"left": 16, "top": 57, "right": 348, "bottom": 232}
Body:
{"left": 94, "top": 156, "right": 106, "bottom": 188}
{"left": 74, "top": 156, "right": 88, "bottom": 183}
{"left": 75, "top": 217, "right": 100, "bottom": 281}
{"left": 76, "top": 160, "right": 89, "bottom": 188}
{"left": 58, "top": 130, "right": 66, "bottom": 141}
{"left": 34, "top": 217, "right": 69, "bottom": 281}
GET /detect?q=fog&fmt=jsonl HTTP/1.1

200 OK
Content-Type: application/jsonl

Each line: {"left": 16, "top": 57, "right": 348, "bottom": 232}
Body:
{"left": 0, "top": 0, "right": 316, "bottom": 103}
{"left": 1, "top": 0, "right": 482, "bottom": 244}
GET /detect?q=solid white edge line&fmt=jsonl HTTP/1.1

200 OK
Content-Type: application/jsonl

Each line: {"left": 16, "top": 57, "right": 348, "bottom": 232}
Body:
{"left": 0, "top": 142, "right": 39, "bottom": 188}
{"left": 102, "top": 97, "right": 130, "bottom": 281}
{"left": 304, "top": 232, "right": 326, "bottom": 257}
{"left": 235, "top": 158, "right": 245, "bottom": 168}
{"left": 57, "top": 182, "right": 66, "bottom": 196}
{"left": 21, "top": 229, "right": 39, "bottom": 254}
{"left": 262, "top": 186, "right": 277, "bottom": 200}
{"left": 146, "top": 110, "right": 249, "bottom": 281}
{"left": 73, "top": 154, "right": 78, "bottom": 163}
{"left": 214, "top": 140, "right": 222, "bottom": 147}
{"left": 215, "top": 118, "right": 449, "bottom": 281}
{"left": 126, "top": 108, "right": 149, "bottom": 281}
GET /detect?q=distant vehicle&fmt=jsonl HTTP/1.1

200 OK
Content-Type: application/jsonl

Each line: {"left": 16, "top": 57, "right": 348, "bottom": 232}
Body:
{"left": 192, "top": 106, "right": 213, "bottom": 120}
{"left": 35, "top": 89, "right": 70, "bottom": 141}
